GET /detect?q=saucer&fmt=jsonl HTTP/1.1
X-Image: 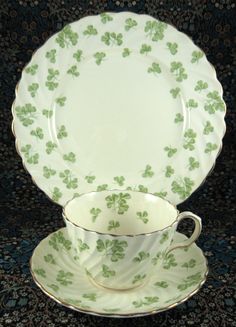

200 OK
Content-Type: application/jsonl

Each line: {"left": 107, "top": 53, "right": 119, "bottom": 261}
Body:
{"left": 30, "top": 228, "right": 208, "bottom": 317}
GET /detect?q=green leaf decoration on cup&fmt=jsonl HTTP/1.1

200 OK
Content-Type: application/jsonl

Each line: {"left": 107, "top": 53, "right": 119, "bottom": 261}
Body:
{"left": 34, "top": 268, "right": 46, "bottom": 278}
{"left": 194, "top": 80, "right": 208, "bottom": 92}
{"left": 45, "top": 68, "right": 59, "bottom": 91}
{"left": 67, "top": 65, "right": 79, "bottom": 77}
{"left": 57, "top": 125, "right": 68, "bottom": 139}
{"left": 100, "top": 13, "right": 113, "bottom": 24}
{"left": 107, "top": 220, "right": 120, "bottom": 231}
{"left": 85, "top": 175, "right": 96, "bottom": 183}
{"left": 46, "top": 49, "right": 56, "bottom": 63}
{"left": 96, "top": 239, "right": 128, "bottom": 262}
{"left": 181, "top": 258, "right": 196, "bottom": 269}
{"left": 101, "top": 32, "right": 123, "bottom": 46}
{"left": 113, "top": 176, "right": 125, "bottom": 186}
{"left": 160, "top": 231, "right": 169, "bottom": 244}
{"left": 63, "top": 152, "right": 76, "bottom": 163}
{"left": 25, "top": 64, "right": 38, "bottom": 75}
{"left": 42, "top": 109, "right": 53, "bottom": 118}
{"left": 124, "top": 18, "right": 137, "bottom": 31}
{"left": 142, "top": 164, "right": 154, "bottom": 178}
{"left": 188, "top": 157, "right": 200, "bottom": 171}
{"left": 105, "top": 192, "right": 131, "bottom": 214}
{"left": 140, "top": 44, "right": 152, "bottom": 55}
{"left": 44, "top": 254, "right": 56, "bottom": 265}
{"left": 132, "top": 273, "right": 146, "bottom": 284}
{"left": 46, "top": 141, "right": 57, "bottom": 154}
{"left": 30, "top": 127, "right": 44, "bottom": 139}
{"left": 133, "top": 251, "right": 150, "bottom": 263}
{"left": 166, "top": 42, "right": 178, "bottom": 55}
{"left": 170, "top": 61, "right": 188, "bottom": 82}
{"left": 55, "top": 25, "right": 78, "bottom": 48}
{"left": 77, "top": 238, "right": 90, "bottom": 252}
{"left": 171, "top": 177, "right": 194, "bottom": 200}
{"left": 28, "top": 83, "right": 39, "bottom": 97}
{"left": 51, "top": 187, "right": 62, "bottom": 202}
{"left": 56, "top": 96, "right": 67, "bottom": 107}
{"left": 133, "top": 296, "right": 159, "bottom": 308}
{"left": 94, "top": 52, "right": 106, "bottom": 65}
{"left": 205, "top": 142, "right": 218, "bottom": 153}
{"left": 15, "top": 103, "right": 37, "bottom": 127}
{"left": 136, "top": 211, "right": 149, "bottom": 224}
{"left": 83, "top": 25, "right": 98, "bottom": 36}
{"left": 154, "top": 191, "right": 167, "bottom": 199}
{"left": 164, "top": 146, "right": 177, "bottom": 157}
{"left": 90, "top": 208, "right": 102, "bottom": 222}
{"left": 122, "top": 48, "right": 131, "bottom": 57}
{"left": 170, "top": 87, "right": 181, "bottom": 98}
{"left": 56, "top": 270, "right": 73, "bottom": 286}
{"left": 82, "top": 293, "right": 97, "bottom": 302}
{"left": 102, "top": 264, "right": 116, "bottom": 278}
{"left": 203, "top": 121, "right": 214, "bottom": 135}
{"left": 59, "top": 170, "right": 78, "bottom": 189}
{"left": 163, "top": 253, "right": 177, "bottom": 269}
{"left": 97, "top": 184, "right": 108, "bottom": 191}
{"left": 177, "top": 272, "right": 202, "bottom": 290}
{"left": 144, "top": 20, "right": 167, "bottom": 41}
{"left": 147, "top": 62, "right": 161, "bottom": 75}
{"left": 186, "top": 99, "right": 198, "bottom": 110}
{"left": 204, "top": 91, "right": 225, "bottom": 114}
{"left": 191, "top": 51, "right": 204, "bottom": 63}
{"left": 43, "top": 166, "right": 56, "bottom": 179}
{"left": 21, "top": 144, "right": 39, "bottom": 164}
{"left": 49, "top": 230, "right": 72, "bottom": 251}
{"left": 154, "top": 281, "right": 168, "bottom": 288}
{"left": 137, "top": 185, "right": 149, "bottom": 193}
{"left": 183, "top": 129, "right": 197, "bottom": 151}
{"left": 165, "top": 165, "right": 174, "bottom": 178}
{"left": 73, "top": 49, "right": 83, "bottom": 62}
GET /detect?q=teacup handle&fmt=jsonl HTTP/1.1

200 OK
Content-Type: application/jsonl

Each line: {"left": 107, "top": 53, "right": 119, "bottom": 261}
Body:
{"left": 166, "top": 211, "right": 202, "bottom": 254}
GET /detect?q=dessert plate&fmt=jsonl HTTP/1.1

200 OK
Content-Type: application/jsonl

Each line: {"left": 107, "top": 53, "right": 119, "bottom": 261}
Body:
{"left": 30, "top": 228, "right": 208, "bottom": 318}
{"left": 12, "top": 12, "right": 226, "bottom": 205}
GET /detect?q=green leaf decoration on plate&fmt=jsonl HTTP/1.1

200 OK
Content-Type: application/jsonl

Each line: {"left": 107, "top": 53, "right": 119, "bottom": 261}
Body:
{"left": 204, "top": 91, "right": 225, "bottom": 114}
{"left": 59, "top": 169, "right": 78, "bottom": 189}
{"left": 133, "top": 251, "right": 150, "bottom": 263}
{"left": 47, "top": 284, "right": 59, "bottom": 292}
{"left": 43, "top": 166, "right": 56, "bottom": 179}
{"left": 174, "top": 113, "right": 184, "bottom": 123}
{"left": 96, "top": 239, "right": 128, "bottom": 262}
{"left": 56, "top": 96, "right": 66, "bottom": 107}
{"left": 165, "top": 165, "right": 174, "bottom": 177}
{"left": 171, "top": 177, "right": 194, "bottom": 200}
{"left": 136, "top": 211, "right": 149, "bottom": 224}
{"left": 46, "top": 49, "right": 56, "bottom": 63}
{"left": 170, "top": 87, "right": 181, "bottom": 98}
{"left": 82, "top": 293, "right": 97, "bottom": 302}
{"left": 107, "top": 220, "right": 120, "bottom": 231}
{"left": 45, "top": 68, "right": 59, "bottom": 90}
{"left": 42, "top": 109, "right": 53, "bottom": 118}
{"left": 49, "top": 230, "right": 72, "bottom": 251}
{"left": 163, "top": 253, "right": 177, "bottom": 269}
{"left": 97, "top": 184, "right": 108, "bottom": 191}
{"left": 51, "top": 187, "right": 62, "bottom": 202}
{"left": 164, "top": 146, "right": 177, "bottom": 157}
{"left": 85, "top": 175, "right": 96, "bottom": 183}
{"left": 147, "top": 62, "right": 161, "bottom": 75}
{"left": 191, "top": 51, "right": 204, "bottom": 63}
{"left": 94, "top": 52, "right": 106, "bottom": 65}
{"left": 28, "top": 83, "right": 39, "bottom": 97}
{"left": 30, "top": 127, "right": 44, "bottom": 139}
{"left": 154, "top": 191, "right": 167, "bottom": 199}
{"left": 124, "top": 18, "right": 137, "bottom": 31}
{"left": 140, "top": 44, "right": 152, "bottom": 55}
{"left": 21, "top": 144, "right": 39, "bottom": 164}
{"left": 100, "top": 13, "right": 113, "bottom": 24}
{"left": 181, "top": 258, "right": 196, "bottom": 269}
{"left": 188, "top": 157, "right": 200, "bottom": 171}
{"left": 113, "top": 176, "right": 125, "bottom": 186}
{"left": 205, "top": 142, "right": 218, "bottom": 153}
{"left": 56, "top": 25, "right": 78, "bottom": 48}
{"left": 73, "top": 49, "right": 83, "bottom": 62}
{"left": 44, "top": 254, "right": 56, "bottom": 264}
{"left": 183, "top": 129, "right": 197, "bottom": 151}
{"left": 194, "top": 80, "right": 208, "bottom": 92}
{"left": 77, "top": 238, "right": 90, "bottom": 252}
{"left": 151, "top": 252, "right": 164, "bottom": 265}
{"left": 132, "top": 274, "right": 146, "bottom": 284}
{"left": 56, "top": 270, "right": 73, "bottom": 286}
{"left": 160, "top": 231, "right": 169, "bottom": 244}
{"left": 166, "top": 42, "right": 178, "bottom": 55}
{"left": 144, "top": 20, "right": 167, "bottom": 41}
{"left": 102, "top": 264, "right": 116, "bottom": 278}
{"left": 142, "top": 164, "right": 154, "bottom": 178}
{"left": 34, "top": 268, "right": 46, "bottom": 278}
{"left": 25, "top": 64, "right": 38, "bottom": 75}
{"left": 57, "top": 125, "right": 68, "bottom": 139}
{"left": 63, "top": 152, "right": 76, "bottom": 163}
{"left": 177, "top": 272, "right": 202, "bottom": 290}
{"left": 105, "top": 192, "right": 131, "bottom": 214}
{"left": 122, "top": 48, "right": 131, "bottom": 57}
{"left": 203, "top": 121, "right": 214, "bottom": 135}
{"left": 154, "top": 281, "right": 168, "bottom": 288}
{"left": 46, "top": 141, "right": 57, "bottom": 154}
{"left": 90, "top": 208, "right": 102, "bottom": 222}
{"left": 170, "top": 62, "right": 188, "bottom": 82}
{"left": 15, "top": 103, "right": 37, "bottom": 127}
{"left": 133, "top": 296, "right": 159, "bottom": 308}
{"left": 186, "top": 99, "right": 198, "bottom": 109}
{"left": 137, "top": 185, "right": 149, "bottom": 193}
{"left": 101, "top": 32, "right": 123, "bottom": 46}
{"left": 83, "top": 25, "right": 98, "bottom": 36}
{"left": 67, "top": 65, "right": 79, "bottom": 77}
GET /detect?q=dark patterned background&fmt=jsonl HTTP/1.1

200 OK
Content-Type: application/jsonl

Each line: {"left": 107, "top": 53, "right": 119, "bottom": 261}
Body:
{"left": 0, "top": 1, "right": 236, "bottom": 326}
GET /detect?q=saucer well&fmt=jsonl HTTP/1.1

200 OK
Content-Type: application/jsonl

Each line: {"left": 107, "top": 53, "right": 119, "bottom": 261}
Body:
{"left": 30, "top": 228, "right": 208, "bottom": 318}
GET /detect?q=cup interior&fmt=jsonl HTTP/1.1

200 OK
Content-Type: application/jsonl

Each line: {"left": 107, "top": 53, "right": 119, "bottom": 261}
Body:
{"left": 63, "top": 190, "right": 177, "bottom": 235}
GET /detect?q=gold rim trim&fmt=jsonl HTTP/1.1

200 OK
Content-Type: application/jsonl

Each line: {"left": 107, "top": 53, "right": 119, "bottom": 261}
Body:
{"left": 11, "top": 11, "right": 226, "bottom": 207}
{"left": 29, "top": 227, "right": 209, "bottom": 318}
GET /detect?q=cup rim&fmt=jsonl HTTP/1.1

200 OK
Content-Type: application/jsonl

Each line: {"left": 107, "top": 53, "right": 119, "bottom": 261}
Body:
{"left": 62, "top": 189, "right": 179, "bottom": 237}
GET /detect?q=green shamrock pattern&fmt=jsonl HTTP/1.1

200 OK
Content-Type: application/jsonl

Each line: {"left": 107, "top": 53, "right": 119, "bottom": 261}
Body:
{"left": 90, "top": 207, "right": 102, "bottom": 222}
{"left": 46, "top": 49, "right": 57, "bottom": 63}
{"left": 55, "top": 25, "right": 78, "bottom": 48}
{"left": 170, "top": 62, "right": 188, "bottom": 82}
{"left": 96, "top": 239, "right": 128, "bottom": 262}
{"left": 15, "top": 104, "right": 37, "bottom": 127}
{"left": 101, "top": 32, "right": 123, "bottom": 46}
{"left": 144, "top": 20, "right": 167, "bottom": 41}
{"left": 49, "top": 231, "right": 72, "bottom": 251}
{"left": 133, "top": 251, "right": 150, "bottom": 263}
{"left": 105, "top": 192, "right": 131, "bottom": 214}
{"left": 136, "top": 211, "right": 149, "bottom": 224}
{"left": 125, "top": 18, "right": 137, "bottom": 31}
{"left": 107, "top": 220, "right": 120, "bottom": 231}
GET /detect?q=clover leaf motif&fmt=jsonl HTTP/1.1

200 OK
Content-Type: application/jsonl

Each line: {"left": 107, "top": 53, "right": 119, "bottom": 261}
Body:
{"left": 46, "top": 49, "right": 56, "bottom": 63}
{"left": 194, "top": 80, "right": 208, "bottom": 92}
{"left": 170, "top": 62, "right": 188, "bottom": 82}
{"left": 15, "top": 103, "right": 37, "bottom": 127}
{"left": 191, "top": 51, "right": 204, "bottom": 63}
{"left": 204, "top": 91, "right": 224, "bottom": 114}
{"left": 52, "top": 187, "right": 62, "bottom": 202}
{"left": 171, "top": 177, "right": 194, "bottom": 200}
{"left": 25, "top": 64, "right": 38, "bottom": 75}
{"left": 203, "top": 121, "right": 214, "bottom": 135}
{"left": 144, "top": 20, "right": 167, "bottom": 41}
{"left": 56, "top": 25, "right": 78, "bottom": 48}
{"left": 94, "top": 52, "right": 106, "bottom": 65}
{"left": 59, "top": 169, "right": 78, "bottom": 189}
{"left": 83, "top": 25, "right": 98, "bottom": 36}
{"left": 166, "top": 42, "right": 178, "bottom": 55}
{"left": 183, "top": 129, "right": 197, "bottom": 151}
{"left": 21, "top": 144, "right": 39, "bottom": 164}
{"left": 101, "top": 32, "right": 123, "bottom": 46}
{"left": 100, "top": 13, "right": 113, "bottom": 24}
{"left": 147, "top": 62, "right": 161, "bottom": 75}
{"left": 96, "top": 239, "right": 128, "bottom": 262}
{"left": 105, "top": 193, "right": 131, "bottom": 214}
{"left": 124, "top": 18, "right": 137, "bottom": 31}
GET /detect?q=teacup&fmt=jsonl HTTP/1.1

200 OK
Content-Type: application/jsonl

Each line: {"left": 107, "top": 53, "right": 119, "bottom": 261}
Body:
{"left": 63, "top": 190, "right": 201, "bottom": 290}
